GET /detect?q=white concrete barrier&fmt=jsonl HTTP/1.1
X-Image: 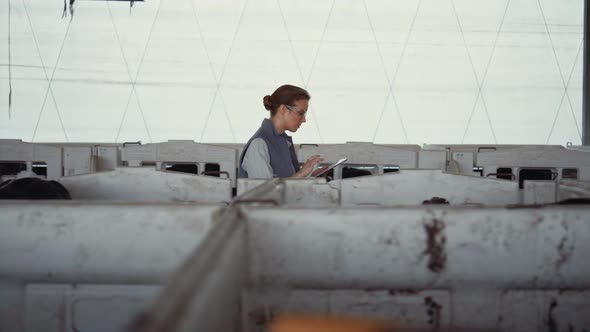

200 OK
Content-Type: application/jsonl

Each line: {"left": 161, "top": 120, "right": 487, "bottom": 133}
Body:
{"left": 241, "top": 206, "right": 590, "bottom": 332}
{"left": 236, "top": 178, "right": 338, "bottom": 207}
{"left": 0, "top": 140, "right": 62, "bottom": 180}
{"left": 519, "top": 179, "right": 590, "bottom": 205}
{"left": 0, "top": 140, "right": 121, "bottom": 181}
{"left": 557, "top": 179, "right": 590, "bottom": 202}
{"left": 234, "top": 171, "right": 521, "bottom": 207}
{"left": 132, "top": 204, "right": 590, "bottom": 332}
{"left": 59, "top": 167, "right": 232, "bottom": 204}
{"left": 336, "top": 170, "right": 520, "bottom": 206}
{"left": 0, "top": 202, "right": 221, "bottom": 332}
{"left": 298, "top": 142, "right": 418, "bottom": 179}
{"left": 245, "top": 206, "right": 590, "bottom": 289}
{"left": 128, "top": 209, "right": 246, "bottom": 332}
{"left": 62, "top": 147, "right": 96, "bottom": 176}
{"left": 236, "top": 178, "right": 269, "bottom": 196}
{"left": 523, "top": 180, "right": 557, "bottom": 205}
{"left": 476, "top": 146, "right": 590, "bottom": 185}
{"left": 94, "top": 145, "right": 120, "bottom": 172}
{"left": 122, "top": 140, "right": 238, "bottom": 188}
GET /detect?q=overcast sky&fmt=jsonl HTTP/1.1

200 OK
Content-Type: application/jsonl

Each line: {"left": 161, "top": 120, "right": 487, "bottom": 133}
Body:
{"left": 0, "top": 0, "right": 584, "bottom": 145}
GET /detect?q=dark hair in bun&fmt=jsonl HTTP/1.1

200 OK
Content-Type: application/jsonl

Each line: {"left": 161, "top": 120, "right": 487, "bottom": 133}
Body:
{"left": 263, "top": 95, "right": 274, "bottom": 111}
{"left": 263, "top": 84, "right": 310, "bottom": 116}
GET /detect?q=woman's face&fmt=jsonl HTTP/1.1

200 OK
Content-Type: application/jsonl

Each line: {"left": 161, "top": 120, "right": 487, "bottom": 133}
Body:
{"left": 282, "top": 99, "right": 308, "bottom": 132}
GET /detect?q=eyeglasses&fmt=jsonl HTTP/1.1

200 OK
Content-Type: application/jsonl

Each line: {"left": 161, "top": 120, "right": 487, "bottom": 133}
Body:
{"left": 285, "top": 105, "right": 307, "bottom": 118}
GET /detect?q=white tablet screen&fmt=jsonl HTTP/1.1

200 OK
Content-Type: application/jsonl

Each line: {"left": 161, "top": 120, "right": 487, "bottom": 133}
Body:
{"left": 311, "top": 158, "right": 347, "bottom": 177}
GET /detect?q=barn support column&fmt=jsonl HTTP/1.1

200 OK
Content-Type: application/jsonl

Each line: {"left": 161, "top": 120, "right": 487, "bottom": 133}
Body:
{"left": 583, "top": 0, "right": 590, "bottom": 145}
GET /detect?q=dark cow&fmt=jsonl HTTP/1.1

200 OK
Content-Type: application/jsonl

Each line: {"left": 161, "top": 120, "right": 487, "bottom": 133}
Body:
{"left": 0, "top": 177, "right": 71, "bottom": 200}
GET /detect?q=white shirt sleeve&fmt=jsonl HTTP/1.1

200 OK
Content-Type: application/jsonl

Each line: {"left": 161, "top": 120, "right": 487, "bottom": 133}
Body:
{"left": 242, "top": 138, "right": 274, "bottom": 179}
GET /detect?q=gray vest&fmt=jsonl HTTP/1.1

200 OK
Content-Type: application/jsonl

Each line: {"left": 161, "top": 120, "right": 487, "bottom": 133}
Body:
{"left": 239, "top": 119, "right": 300, "bottom": 178}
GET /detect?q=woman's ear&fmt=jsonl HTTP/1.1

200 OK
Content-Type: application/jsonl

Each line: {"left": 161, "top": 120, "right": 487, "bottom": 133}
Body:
{"left": 278, "top": 104, "right": 287, "bottom": 116}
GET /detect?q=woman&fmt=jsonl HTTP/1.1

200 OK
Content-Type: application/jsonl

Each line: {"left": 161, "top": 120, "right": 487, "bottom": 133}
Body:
{"left": 239, "top": 84, "right": 323, "bottom": 178}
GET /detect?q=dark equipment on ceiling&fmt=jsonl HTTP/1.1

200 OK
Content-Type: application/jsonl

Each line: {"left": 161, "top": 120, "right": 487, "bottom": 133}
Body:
{"left": 63, "top": 0, "right": 145, "bottom": 18}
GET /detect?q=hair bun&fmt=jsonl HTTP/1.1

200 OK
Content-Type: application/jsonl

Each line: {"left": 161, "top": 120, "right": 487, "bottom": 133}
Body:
{"left": 262, "top": 95, "right": 273, "bottom": 111}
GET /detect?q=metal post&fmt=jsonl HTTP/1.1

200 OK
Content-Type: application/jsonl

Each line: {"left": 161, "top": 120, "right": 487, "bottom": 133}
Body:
{"left": 584, "top": 0, "right": 590, "bottom": 145}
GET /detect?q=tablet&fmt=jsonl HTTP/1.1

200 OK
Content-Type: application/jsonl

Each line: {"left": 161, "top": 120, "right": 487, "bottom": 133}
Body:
{"left": 311, "top": 158, "right": 347, "bottom": 177}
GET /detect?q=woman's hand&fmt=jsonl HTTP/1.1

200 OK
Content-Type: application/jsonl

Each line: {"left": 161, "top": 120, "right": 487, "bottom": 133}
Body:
{"left": 291, "top": 155, "right": 323, "bottom": 178}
